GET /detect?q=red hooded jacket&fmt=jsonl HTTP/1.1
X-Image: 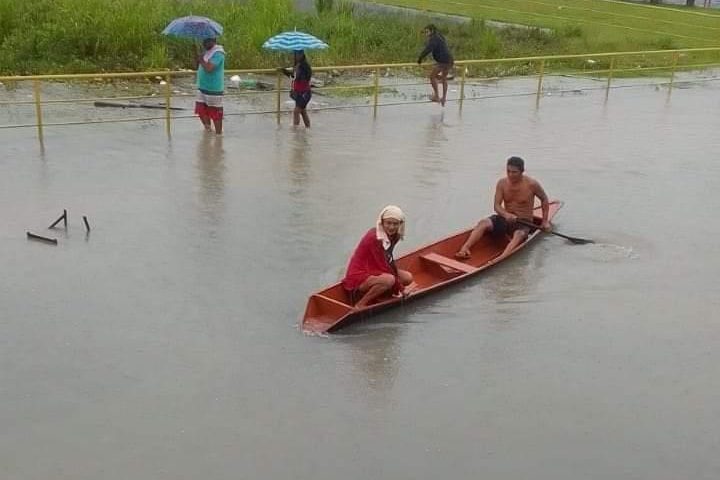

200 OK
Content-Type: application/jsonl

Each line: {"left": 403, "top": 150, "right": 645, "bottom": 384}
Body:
{"left": 342, "top": 228, "right": 401, "bottom": 293}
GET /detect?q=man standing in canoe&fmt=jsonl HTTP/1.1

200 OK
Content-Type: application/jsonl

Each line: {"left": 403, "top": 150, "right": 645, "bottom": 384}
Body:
{"left": 342, "top": 205, "right": 415, "bottom": 309}
{"left": 417, "top": 24, "right": 454, "bottom": 106}
{"left": 455, "top": 156, "right": 551, "bottom": 260}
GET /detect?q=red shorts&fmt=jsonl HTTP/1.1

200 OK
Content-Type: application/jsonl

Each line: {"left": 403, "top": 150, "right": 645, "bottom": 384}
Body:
{"left": 195, "top": 102, "right": 223, "bottom": 121}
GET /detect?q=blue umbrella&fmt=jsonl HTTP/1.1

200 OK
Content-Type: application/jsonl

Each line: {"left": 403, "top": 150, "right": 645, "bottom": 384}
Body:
{"left": 162, "top": 16, "right": 223, "bottom": 39}
{"left": 262, "top": 31, "right": 329, "bottom": 51}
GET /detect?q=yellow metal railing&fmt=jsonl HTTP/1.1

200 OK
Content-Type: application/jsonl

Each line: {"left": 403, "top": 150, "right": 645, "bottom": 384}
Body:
{"left": 1, "top": 47, "right": 719, "bottom": 145}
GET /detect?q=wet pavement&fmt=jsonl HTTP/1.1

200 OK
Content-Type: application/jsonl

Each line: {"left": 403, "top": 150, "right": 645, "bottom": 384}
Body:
{"left": 1, "top": 74, "right": 720, "bottom": 479}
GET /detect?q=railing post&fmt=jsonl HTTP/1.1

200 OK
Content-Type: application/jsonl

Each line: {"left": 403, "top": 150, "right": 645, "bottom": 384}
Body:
{"left": 372, "top": 68, "right": 380, "bottom": 119}
{"left": 605, "top": 57, "right": 615, "bottom": 102}
{"left": 276, "top": 70, "right": 283, "bottom": 125}
{"left": 535, "top": 59, "right": 545, "bottom": 109}
{"left": 164, "top": 74, "right": 172, "bottom": 138}
{"left": 459, "top": 65, "right": 467, "bottom": 113}
{"left": 32, "top": 80, "right": 44, "bottom": 145}
{"left": 667, "top": 52, "right": 679, "bottom": 99}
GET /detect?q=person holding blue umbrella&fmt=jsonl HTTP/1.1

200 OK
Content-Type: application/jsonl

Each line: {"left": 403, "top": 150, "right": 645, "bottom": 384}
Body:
{"left": 195, "top": 37, "right": 226, "bottom": 134}
{"left": 280, "top": 50, "right": 313, "bottom": 128}
{"left": 263, "top": 30, "right": 328, "bottom": 128}
{"left": 162, "top": 16, "right": 225, "bottom": 134}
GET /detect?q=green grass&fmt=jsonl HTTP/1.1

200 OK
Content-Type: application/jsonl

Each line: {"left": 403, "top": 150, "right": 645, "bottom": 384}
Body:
{"left": 0, "top": 0, "right": 572, "bottom": 74}
{"left": 366, "top": 0, "right": 720, "bottom": 73}
{"left": 368, "top": 0, "right": 720, "bottom": 50}
{"left": 0, "top": 0, "right": 718, "bottom": 75}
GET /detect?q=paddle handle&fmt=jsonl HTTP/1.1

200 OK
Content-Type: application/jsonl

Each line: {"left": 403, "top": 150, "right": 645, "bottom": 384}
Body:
{"left": 516, "top": 218, "right": 543, "bottom": 230}
{"left": 516, "top": 219, "right": 593, "bottom": 244}
{"left": 517, "top": 218, "right": 566, "bottom": 237}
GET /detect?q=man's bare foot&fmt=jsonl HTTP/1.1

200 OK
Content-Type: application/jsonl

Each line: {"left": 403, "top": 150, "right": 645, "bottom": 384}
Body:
{"left": 455, "top": 250, "right": 471, "bottom": 260}
{"left": 440, "top": 97, "right": 447, "bottom": 107}
{"left": 430, "top": 94, "right": 440, "bottom": 103}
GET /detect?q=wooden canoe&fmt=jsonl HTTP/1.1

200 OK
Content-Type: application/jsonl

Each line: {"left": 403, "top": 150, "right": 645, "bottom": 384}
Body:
{"left": 302, "top": 201, "right": 563, "bottom": 334}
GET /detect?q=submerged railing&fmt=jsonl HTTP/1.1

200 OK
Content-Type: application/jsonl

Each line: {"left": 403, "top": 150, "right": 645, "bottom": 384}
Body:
{"left": 1, "top": 47, "right": 719, "bottom": 145}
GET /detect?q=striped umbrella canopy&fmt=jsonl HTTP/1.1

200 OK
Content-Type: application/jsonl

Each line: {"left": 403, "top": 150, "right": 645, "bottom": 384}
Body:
{"left": 262, "top": 31, "right": 329, "bottom": 51}
{"left": 162, "top": 16, "right": 223, "bottom": 39}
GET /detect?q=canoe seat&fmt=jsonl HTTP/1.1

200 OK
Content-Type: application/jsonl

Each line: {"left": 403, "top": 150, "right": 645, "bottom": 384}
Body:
{"left": 420, "top": 252, "right": 477, "bottom": 274}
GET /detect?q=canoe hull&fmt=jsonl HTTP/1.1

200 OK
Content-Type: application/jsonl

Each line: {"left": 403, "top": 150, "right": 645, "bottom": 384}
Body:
{"left": 302, "top": 201, "right": 563, "bottom": 333}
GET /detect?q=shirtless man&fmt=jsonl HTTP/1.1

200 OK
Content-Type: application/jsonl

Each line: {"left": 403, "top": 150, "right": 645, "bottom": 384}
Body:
{"left": 455, "top": 156, "right": 551, "bottom": 260}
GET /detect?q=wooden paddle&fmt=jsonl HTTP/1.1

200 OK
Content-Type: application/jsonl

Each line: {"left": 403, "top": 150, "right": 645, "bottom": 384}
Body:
{"left": 517, "top": 219, "right": 594, "bottom": 245}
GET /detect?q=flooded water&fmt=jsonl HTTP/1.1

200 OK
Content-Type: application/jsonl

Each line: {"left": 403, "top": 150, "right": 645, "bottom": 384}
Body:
{"left": 2, "top": 74, "right": 720, "bottom": 479}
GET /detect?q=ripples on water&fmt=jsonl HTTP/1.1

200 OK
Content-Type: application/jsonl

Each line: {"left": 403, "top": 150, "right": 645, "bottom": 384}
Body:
{"left": 586, "top": 242, "right": 639, "bottom": 261}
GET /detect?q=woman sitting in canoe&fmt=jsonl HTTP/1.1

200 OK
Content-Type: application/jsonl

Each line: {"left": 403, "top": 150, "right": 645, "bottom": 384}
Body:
{"left": 342, "top": 205, "right": 414, "bottom": 309}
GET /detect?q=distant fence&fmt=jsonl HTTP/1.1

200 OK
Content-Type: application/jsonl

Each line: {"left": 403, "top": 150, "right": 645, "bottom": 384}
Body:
{"left": 1, "top": 47, "right": 719, "bottom": 145}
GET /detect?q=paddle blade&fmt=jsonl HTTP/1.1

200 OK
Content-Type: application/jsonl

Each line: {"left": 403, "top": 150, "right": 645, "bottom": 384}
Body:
{"left": 567, "top": 237, "right": 595, "bottom": 245}
{"left": 546, "top": 227, "right": 595, "bottom": 244}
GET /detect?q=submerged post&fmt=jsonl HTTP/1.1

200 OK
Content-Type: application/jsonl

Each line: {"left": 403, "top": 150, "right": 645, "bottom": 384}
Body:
{"left": 372, "top": 68, "right": 380, "bottom": 119}
{"left": 459, "top": 66, "right": 467, "bottom": 113}
{"left": 48, "top": 209, "right": 67, "bottom": 229}
{"left": 276, "top": 70, "right": 282, "bottom": 125}
{"left": 32, "top": 80, "right": 44, "bottom": 145}
{"left": 27, "top": 232, "right": 58, "bottom": 245}
{"left": 535, "top": 59, "right": 545, "bottom": 109}
{"left": 605, "top": 57, "right": 615, "bottom": 102}
{"left": 164, "top": 75, "right": 172, "bottom": 138}
{"left": 667, "top": 52, "right": 679, "bottom": 99}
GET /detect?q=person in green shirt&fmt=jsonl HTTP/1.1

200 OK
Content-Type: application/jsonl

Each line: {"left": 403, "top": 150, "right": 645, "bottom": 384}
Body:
{"left": 195, "top": 38, "right": 225, "bottom": 134}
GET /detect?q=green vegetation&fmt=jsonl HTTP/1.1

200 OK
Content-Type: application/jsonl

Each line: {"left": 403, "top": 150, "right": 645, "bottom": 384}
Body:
{"left": 0, "top": 0, "right": 557, "bottom": 74}
{"left": 369, "top": 0, "right": 720, "bottom": 50}
{"left": 366, "top": 0, "right": 720, "bottom": 75}
{"left": 0, "top": 0, "right": 718, "bottom": 76}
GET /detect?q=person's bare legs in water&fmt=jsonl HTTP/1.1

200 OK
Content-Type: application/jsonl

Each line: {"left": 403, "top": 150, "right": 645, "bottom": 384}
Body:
{"left": 439, "top": 65, "right": 451, "bottom": 106}
{"left": 212, "top": 117, "right": 222, "bottom": 135}
{"left": 293, "top": 106, "right": 310, "bottom": 128}
{"left": 199, "top": 113, "right": 212, "bottom": 132}
{"left": 429, "top": 65, "right": 442, "bottom": 103}
{"left": 429, "top": 64, "right": 452, "bottom": 105}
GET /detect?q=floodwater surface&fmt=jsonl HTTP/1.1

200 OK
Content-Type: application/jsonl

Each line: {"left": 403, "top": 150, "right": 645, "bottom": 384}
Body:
{"left": 1, "top": 74, "right": 720, "bottom": 479}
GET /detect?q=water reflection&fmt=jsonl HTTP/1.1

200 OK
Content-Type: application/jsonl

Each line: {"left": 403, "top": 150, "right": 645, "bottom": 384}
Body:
{"left": 288, "top": 130, "right": 311, "bottom": 196}
{"left": 195, "top": 133, "right": 226, "bottom": 226}
{"left": 337, "top": 322, "right": 405, "bottom": 401}
{"left": 482, "top": 246, "right": 545, "bottom": 310}
{"left": 412, "top": 112, "right": 453, "bottom": 232}
{"left": 406, "top": 111, "right": 450, "bottom": 193}
{"left": 419, "top": 111, "right": 448, "bottom": 160}
{"left": 426, "top": 111, "right": 449, "bottom": 145}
